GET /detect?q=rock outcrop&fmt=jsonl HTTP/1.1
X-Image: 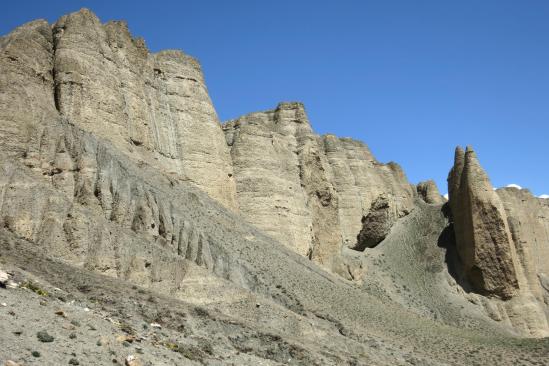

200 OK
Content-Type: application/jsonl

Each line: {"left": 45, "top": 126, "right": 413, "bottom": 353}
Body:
{"left": 417, "top": 180, "right": 445, "bottom": 204}
{"left": 49, "top": 9, "right": 236, "bottom": 209}
{"left": 447, "top": 146, "right": 549, "bottom": 336}
{"left": 224, "top": 103, "right": 415, "bottom": 269}
{"left": 354, "top": 194, "right": 402, "bottom": 250}
{"left": 447, "top": 146, "right": 520, "bottom": 299}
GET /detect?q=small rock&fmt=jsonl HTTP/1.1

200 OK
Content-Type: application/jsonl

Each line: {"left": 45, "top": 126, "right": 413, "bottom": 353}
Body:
{"left": 116, "top": 334, "right": 136, "bottom": 343}
{"left": 125, "top": 355, "right": 142, "bottom": 366}
{"left": 1, "top": 302, "right": 6, "bottom": 307}
{"left": 150, "top": 322, "right": 161, "bottom": 328}
{"left": 6, "top": 280, "right": 19, "bottom": 289}
{"left": 0, "top": 270, "right": 9, "bottom": 285}
{"left": 32, "top": 350, "right": 41, "bottom": 357}
{"left": 55, "top": 310, "right": 67, "bottom": 317}
{"left": 37, "top": 330, "right": 55, "bottom": 342}
{"left": 68, "top": 358, "right": 80, "bottom": 365}
{"left": 70, "top": 319, "right": 81, "bottom": 327}
{"left": 4, "top": 361, "right": 22, "bottom": 366}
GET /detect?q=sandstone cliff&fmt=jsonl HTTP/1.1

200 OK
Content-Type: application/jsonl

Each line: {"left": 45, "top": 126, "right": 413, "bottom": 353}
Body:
{"left": 447, "top": 146, "right": 520, "bottom": 299}
{"left": 223, "top": 103, "right": 416, "bottom": 271}
{"left": 0, "top": 9, "right": 238, "bottom": 209}
{"left": 447, "top": 146, "right": 549, "bottom": 336}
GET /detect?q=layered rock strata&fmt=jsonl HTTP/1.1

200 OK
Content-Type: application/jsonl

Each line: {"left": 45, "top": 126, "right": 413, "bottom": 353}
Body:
{"left": 447, "top": 146, "right": 520, "bottom": 298}
{"left": 447, "top": 146, "right": 549, "bottom": 336}
{"left": 33, "top": 9, "right": 235, "bottom": 209}
{"left": 223, "top": 103, "right": 416, "bottom": 269}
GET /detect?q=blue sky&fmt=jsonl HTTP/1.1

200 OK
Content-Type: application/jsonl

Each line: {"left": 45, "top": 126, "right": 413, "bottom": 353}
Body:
{"left": 3, "top": 1, "right": 549, "bottom": 195}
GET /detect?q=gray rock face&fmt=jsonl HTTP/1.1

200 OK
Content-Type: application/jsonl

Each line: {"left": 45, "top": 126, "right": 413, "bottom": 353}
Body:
{"left": 50, "top": 9, "right": 237, "bottom": 209}
{"left": 447, "top": 146, "right": 549, "bottom": 336}
{"left": 224, "top": 103, "right": 415, "bottom": 269}
{"left": 416, "top": 180, "right": 445, "bottom": 204}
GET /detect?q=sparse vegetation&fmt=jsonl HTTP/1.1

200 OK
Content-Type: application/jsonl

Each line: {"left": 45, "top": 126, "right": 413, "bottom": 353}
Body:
{"left": 22, "top": 281, "right": 48, "bottom": 296}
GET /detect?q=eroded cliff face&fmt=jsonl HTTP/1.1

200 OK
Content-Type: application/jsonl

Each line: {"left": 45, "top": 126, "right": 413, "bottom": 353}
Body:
{"left": 49, "top": 9, "right": 237, "bottom": 209}
{"left": 447, "top": 146, "right": 549, "bottom": 336}
{"left": 447, "top": 146, "right": 520, "bottom": 299}
{"left": 223, "top": 103, "right": 416, "bottom": 270}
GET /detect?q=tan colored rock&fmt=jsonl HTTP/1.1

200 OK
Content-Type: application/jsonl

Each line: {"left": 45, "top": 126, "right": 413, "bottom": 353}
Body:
{"left": 416, "top": 180, "right": 445, "bottom": 204}
{"left": 0, "top": 270, "right": 9, "bottom": 285}
{"left": 224, "top": 103, "right": 415, "bottom": 269}
{"left": 447, "top": 146, "right": 520, "bottom": 299}
{"left": 50, "top": 9, "right": 237, "bottom": 209}
{"left": 496, "top": 188, "right": 549, "bottom": 302}
{"left": 322, "top": 135, "right": 415, "bottom": 248}
{"left": 0, "top": 19, "right": 58, "bottom": 157}
{"left": 4, "top": 361, "right": 22, "bottom": 366}
{"left": 125, "top": 355, "right": 142, "bottom": 366}
{"left": 447, "top": 146, "right": 549, "bottom": 336}
{"left": 223, "top": 102, "right": 317, "bottom": 257}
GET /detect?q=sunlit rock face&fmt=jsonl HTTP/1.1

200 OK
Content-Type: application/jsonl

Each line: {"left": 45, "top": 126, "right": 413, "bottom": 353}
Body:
{"left": 447, "top": 146, "right": 549, "bottom": 337}
{"left": 224, "top": 102, "right": 415, "bottom": 271}
{"left": 50, "top": 9, "right": 237, "bottom": 209}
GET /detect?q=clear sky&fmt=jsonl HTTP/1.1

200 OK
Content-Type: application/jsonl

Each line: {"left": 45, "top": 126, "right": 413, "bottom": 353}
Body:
{"left": 2, "top": 1, "right": 549, "bottom": 196}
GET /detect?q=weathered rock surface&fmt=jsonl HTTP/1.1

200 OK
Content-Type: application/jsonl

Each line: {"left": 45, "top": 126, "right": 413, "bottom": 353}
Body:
{"left": 321, "top": 135, "right": 416, "bottom": 248}
{"left": 9, "top": 9, "right": 237, "bottom": 209}
{"left": 447, "top": 146, "right": 549, "bottom": 336}
{"left": 354, "top": 194, "right": 403, "bottom": 250}
{"left": 447, "top": 146, "right": 520, "bottom": 299}
{"left": 417, "top": 180, "right": 445, "bottom": 204}
{"left": 224, "top": 103, "right": 415, "bottom": 269}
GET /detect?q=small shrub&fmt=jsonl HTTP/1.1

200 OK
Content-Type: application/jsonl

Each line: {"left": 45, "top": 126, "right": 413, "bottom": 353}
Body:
{"left": 22, "top": 281, "right": 48, "bottom": 296}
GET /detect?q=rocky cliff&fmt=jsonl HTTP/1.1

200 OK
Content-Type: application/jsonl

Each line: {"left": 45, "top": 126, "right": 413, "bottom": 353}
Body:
{"left": 223, "top": 103, "right": 416, "bottom": 271}
{"left": 1, "top": 9, "right": 237, "bottom": 209}
{"left": 447, "top": 146, "right": 549, "bottom": 336}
